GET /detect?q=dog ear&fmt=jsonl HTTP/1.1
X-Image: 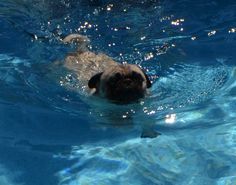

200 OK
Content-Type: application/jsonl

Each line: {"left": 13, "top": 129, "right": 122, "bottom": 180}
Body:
{"left": 144, "top": 73, "right": 152, "bottom": 88}
{"left": 88, "top": 72, "right": 103, "bottom": 88}
{"left": 136, "top": 65, "right": 152, "bottom": 88}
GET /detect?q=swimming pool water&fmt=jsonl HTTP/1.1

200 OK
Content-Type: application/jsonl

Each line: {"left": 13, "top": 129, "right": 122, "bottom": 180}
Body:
{"left": 0, "top": 0, "right": 236, "bottom": 185}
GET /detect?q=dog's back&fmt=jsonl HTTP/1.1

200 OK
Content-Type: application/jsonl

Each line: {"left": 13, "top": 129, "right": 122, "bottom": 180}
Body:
{"left": 63, "top": 51, "right": 117, "bottom": 92}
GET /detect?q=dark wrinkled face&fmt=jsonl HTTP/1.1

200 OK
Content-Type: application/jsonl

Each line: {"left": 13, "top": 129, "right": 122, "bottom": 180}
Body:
{"left": 88, "top": 64, "right": 152, "bottom": 104}
{"left": 100, "top": 65, "right": 149, "bottom": 103}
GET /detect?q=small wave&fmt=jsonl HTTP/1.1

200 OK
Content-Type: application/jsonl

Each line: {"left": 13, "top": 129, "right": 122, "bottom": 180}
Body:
{"left": 149, "top": 62, "right": 230, "bottom": 112}
{"left": 134, "top": 35, "right": 190, "bottom": 47}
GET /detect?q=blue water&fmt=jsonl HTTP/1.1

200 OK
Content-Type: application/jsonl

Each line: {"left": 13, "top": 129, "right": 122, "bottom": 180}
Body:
{"left": 0, "top": 0, "right": 236, "bottom": 185}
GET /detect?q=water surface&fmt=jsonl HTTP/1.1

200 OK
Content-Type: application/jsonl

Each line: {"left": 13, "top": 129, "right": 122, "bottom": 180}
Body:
{"left": 0, "top": 0, "right": 236, "bottom": 185}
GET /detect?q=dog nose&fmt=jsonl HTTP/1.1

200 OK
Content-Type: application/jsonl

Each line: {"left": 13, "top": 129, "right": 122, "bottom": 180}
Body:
{"left": 123, "top": 78, "right": 132, "bottom": 86}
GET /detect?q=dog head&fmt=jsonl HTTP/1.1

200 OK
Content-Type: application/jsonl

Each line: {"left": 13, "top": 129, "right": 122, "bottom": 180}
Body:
{"left": 88, "top": 64, "right": 152, "bottom": 103}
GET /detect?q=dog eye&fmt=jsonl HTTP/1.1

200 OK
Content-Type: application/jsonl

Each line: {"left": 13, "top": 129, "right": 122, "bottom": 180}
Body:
{"left": 132, "top": 72, "right": 143, "bottom": 82}
{"left": 107, "top": 73, "right": 121, "bottom": 86}
{"left": 114, "top": 72, "right": 122, "bottom": 79}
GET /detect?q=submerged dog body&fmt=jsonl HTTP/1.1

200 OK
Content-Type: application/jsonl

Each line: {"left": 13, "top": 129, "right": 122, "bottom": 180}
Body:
{"left": 62, "top": 34, "right": 152, "bottom": 103}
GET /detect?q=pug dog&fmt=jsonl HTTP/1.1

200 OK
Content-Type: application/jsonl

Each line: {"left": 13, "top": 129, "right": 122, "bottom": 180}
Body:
{"left": 58, "top": 34, "right": 158, "bottom": 138}
{"left": 62, "top": 33, "right": 152, "bottom": 104}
